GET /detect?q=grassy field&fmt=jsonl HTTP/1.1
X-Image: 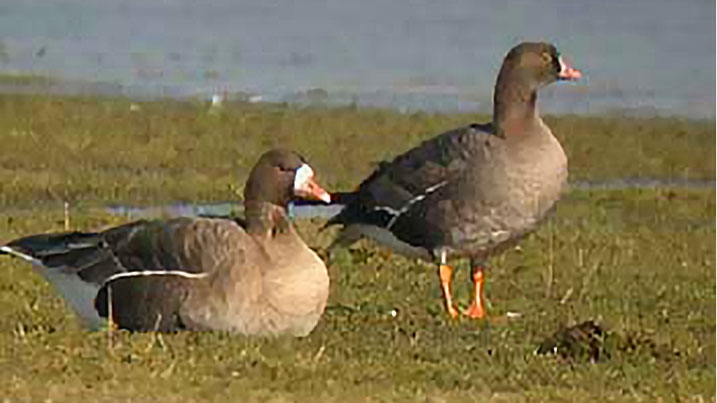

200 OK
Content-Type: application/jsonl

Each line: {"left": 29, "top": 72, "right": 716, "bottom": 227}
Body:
{"left": 0, "top": 93, "right": 713, "bottom": 401}
{"left": 0, "top": 93, "right": 713, "bottom": 205}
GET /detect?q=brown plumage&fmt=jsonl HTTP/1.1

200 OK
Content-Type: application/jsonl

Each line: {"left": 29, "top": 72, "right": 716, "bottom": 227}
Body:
{"left": 1, "top": 149, "right": 331, "bottom": 336}
{"left": 326, "top": 42, "right": 582, "bottom": 319}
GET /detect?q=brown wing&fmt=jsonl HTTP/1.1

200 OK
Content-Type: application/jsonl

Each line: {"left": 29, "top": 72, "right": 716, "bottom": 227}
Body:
{"left": 94, "top": 272, "right": 195, "bottom": 331}
{"left": 3, "top": 217, "right": 257, "bottom": 331}
{"left": 3, "top": 217, "right": 252, "bottom": 285}
{"left": 328, "top": 122, "right": 498, "bottom": 251}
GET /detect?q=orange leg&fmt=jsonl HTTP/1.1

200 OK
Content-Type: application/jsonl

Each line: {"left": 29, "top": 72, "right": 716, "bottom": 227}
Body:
{"left": 438, "top": 264, "right": 459, "bottom": 318}
{"left": 463, "top": 265, "right": 486, "bottom": 319}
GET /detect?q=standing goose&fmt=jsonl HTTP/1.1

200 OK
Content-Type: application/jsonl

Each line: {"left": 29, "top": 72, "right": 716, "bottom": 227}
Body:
{"left": 1, "top": 149, "right": 332, "bottom": 336}
{"left": 326, "top": 42, "right": 582, "bottom": 319}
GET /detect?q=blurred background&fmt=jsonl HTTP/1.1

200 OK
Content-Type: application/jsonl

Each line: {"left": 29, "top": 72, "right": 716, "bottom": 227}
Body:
{"left": 0, "top": 0, "right": 713, "bottom": 117}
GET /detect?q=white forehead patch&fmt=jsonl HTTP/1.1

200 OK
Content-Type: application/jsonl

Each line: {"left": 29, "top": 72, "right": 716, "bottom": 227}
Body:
{"left": 558, "top": 56, "right": 567, "bottom": 73}
{"left": 294, "top": 164, "right": 314, "bottom": 191}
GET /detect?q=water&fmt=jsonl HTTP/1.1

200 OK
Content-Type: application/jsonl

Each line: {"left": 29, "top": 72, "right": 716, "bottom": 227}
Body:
{"left": 104, "top": 201, "right": 344, "bottom": 220}
{"left": 0, "top": 0, "right": 713, "bottom": 117}
{"left": 104, "top": 178, "right": 715, "bottom": 220}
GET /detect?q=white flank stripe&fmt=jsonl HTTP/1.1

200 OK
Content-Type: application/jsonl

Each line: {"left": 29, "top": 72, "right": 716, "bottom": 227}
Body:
{"left": 66, "top": 242, "right": 98, "bottom": 249}
{"left": 3, "top": 247, "right": 207, "bottom": 330}
{"left": 0, "top": 246, "right": 41, "bottom": 264}
{"left": 105, "top": 270, "right": 209, "bottom": 284}
{"left": 372, "top": 205, "right": 401, "bottom": 216}
{"left": 3, "top": 246, "right": 104, "bottom": 329}
{"left": 386, "top": 181, "right": 447, "bottom": 229}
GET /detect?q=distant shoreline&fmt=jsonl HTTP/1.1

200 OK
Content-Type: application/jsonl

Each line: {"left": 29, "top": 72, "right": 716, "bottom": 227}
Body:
{"left": 0, "top": 72, "right": 712, "bottom": 120}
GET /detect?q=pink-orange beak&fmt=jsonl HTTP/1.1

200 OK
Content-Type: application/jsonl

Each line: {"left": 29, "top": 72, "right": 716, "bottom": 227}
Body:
{"left": 558, "top": 56, "right": 582, "bottom": 81}
{"left": 297, "top": 178, "right": 331, "bottom": 203}
{"left": 294, "top": 164, "right": 331, "bottom": 203}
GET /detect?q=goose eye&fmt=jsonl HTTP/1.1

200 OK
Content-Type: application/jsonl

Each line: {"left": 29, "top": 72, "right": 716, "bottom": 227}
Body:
{"left": 277, "top": 163, "right": 296, "bottom": 172}
{"left": 541, "top": 52, "right": 552, "bottom": 65}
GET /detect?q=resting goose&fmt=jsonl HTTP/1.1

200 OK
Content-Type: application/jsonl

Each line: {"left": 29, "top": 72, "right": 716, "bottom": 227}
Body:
{"left": 1, "top": 149, "right": 331, "bottom": 336}
{"left": 326, "top": 42, "right": 582, "bottom": 319}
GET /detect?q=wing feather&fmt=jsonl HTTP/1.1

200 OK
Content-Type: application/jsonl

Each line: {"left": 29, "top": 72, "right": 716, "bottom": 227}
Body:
{"left": 3, "top": 217, "right": 250, "bottom": 286}
{"left": 329, "top": 122, "right": 497, "bottom": 249}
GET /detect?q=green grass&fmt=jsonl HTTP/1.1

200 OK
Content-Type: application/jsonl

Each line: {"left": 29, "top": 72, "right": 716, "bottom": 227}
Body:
{"left": 0, "top": 189, "right": 713, "bottom": 401}
{"left": 0, "top": 93, "right": 713, "bottom": 401}
{"left": 0, "top": 73, "right": 57, "bottom": 86}
{"left": 0, "top": 93, "right": 713, "bottom": 205}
